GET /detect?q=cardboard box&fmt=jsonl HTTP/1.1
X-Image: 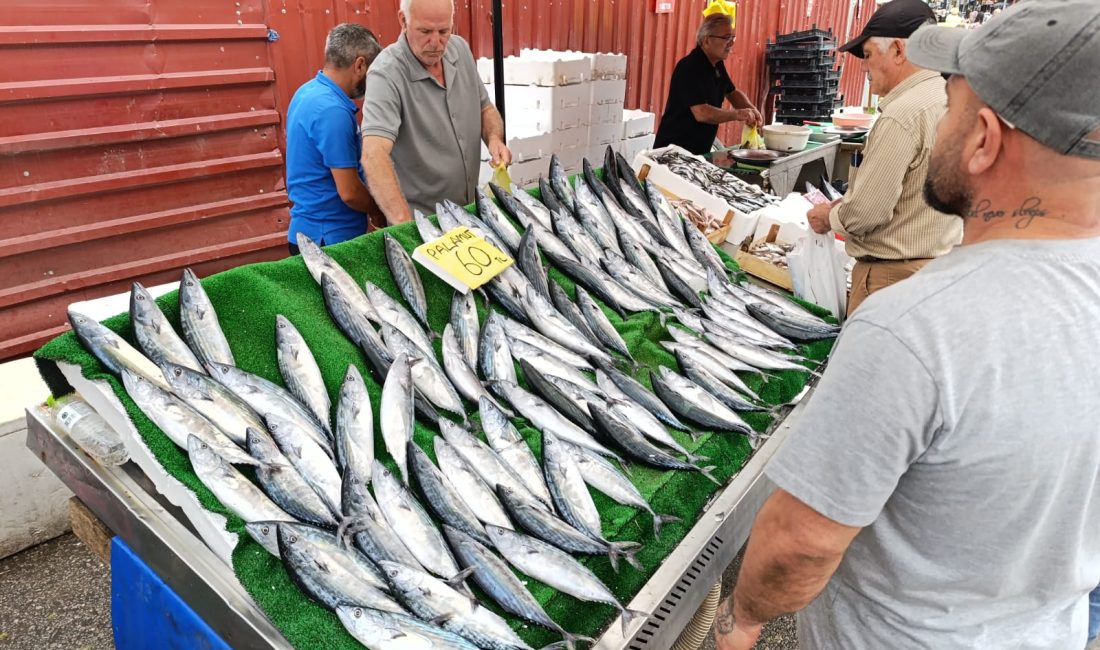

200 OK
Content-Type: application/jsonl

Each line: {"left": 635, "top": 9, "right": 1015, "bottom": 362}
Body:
{"left": 622, "top": 109, "right": 656, "bottom": 138}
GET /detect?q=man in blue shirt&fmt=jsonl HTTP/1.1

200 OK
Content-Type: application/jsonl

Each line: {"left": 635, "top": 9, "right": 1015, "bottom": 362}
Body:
{"left": 286, "top": 23, "right": 382, "bottom": 254}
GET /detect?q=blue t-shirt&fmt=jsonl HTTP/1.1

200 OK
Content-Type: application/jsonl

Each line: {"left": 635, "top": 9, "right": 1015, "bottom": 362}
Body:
{"left": 286, "top": 72, "right": 366, "bottom": 245}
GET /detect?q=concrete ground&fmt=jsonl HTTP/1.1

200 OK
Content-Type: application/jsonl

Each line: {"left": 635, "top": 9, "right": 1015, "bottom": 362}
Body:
{"left": 0, "top": 534, "right": 113, "bottom": 650}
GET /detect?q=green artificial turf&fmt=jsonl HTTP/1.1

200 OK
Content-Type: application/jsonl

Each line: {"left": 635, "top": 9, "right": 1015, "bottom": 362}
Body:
{"left": 35, "top": 189, "right": 833, "bottom": 648}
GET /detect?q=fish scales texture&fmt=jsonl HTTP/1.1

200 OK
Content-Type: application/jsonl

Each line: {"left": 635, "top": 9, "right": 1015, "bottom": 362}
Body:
{"left": 275, "top": 315, "right": 332, "bottom": 435}
{"left": 381, "top": 323, "right": 466, "bottom": 418}
{"left": 548, "top": 282, "right": 603, "bottom": 350}
{"left": 575, "top": 286, "right": 633, "bottom": 361}
{"left": 187, "top": 435, "right": 292, "bottom": 524}
{"left": 162, "top": 362, "right": 267, "bottom": 447}
{"left": 336, "top": 606, "right": 481, "bottom": 650}
{"left": 264, "top": 412, "right": 343, "bottom": 516}
{"left": 517, "top": 229, "right": 552, "bottom": 302}
{"left": 383, "top": 232, "right": 431, "bottom": 330}
{"left": 442, "top": 323, "right": 508, "bottom": 413}
{"left": 476, "top": 187, "right": 523, "bottom": 254}
{"left": 433, "top": 436, "right": 515, "bottom": 530}
{"left": 595, "top": 362, "right": 688, "bottom": 430}
{"left": 413, "top": 209, "right": 443, "bottom": 242}
{"left": 297, "top": 233, "right": 381, "bottom": 324}
{"left": 450, "top": 291, "right": 480, "bottom": 368}
{"left": 438, "top": 419, "right": 549, "bottom": 511}
{"left": 651, "top": 367, "right": 756, "bottom": 435}
{"left": 588, "top": 404, "right": 718, "bottom": 486}
{"left": 479, "top": 396, "right": 553, "bottom": 509}
{"left": 373, "top": 461, "right": 461, "bottom": 580}
{"left": 130, "top": 282, "right": 204, "bottom": 373}
{"left": 493, "top": 380, "right": 617, "bottom": 459}
{"left": 479, "top": 312, "right": 519, "bottom": 387}
{"left": 520, "top": 360, "right": 599, "bottom": 435}
{"left": 179, "top": 268, "right": 235, "bottom": 368}
{"left": 341, "top": 470, "right": 424, "bottom": 569}
{"left": 335, "top": 364, "right": 374, "bottom": 480}
{"left": 408, "top": 442, "right": 490, "bottom": 545}
{"left": 365, "top": 281, "right": 436, "bottom": 360}
{"left": 380, "top": 352, "right": 416, "bottom": 484}
{"left": 246, "top": 426, "right": 338, "bottom": 527}
{"left": 567, "top": 444, "right": 681, "bottom": 538}
{"left": 542, "top": 433, "right": 604, "bottom": 541}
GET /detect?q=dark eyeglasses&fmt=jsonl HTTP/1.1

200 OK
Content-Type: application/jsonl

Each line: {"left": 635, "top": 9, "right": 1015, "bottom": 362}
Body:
{"left": 709, "top": 34, "right": 735, "bottom": 43}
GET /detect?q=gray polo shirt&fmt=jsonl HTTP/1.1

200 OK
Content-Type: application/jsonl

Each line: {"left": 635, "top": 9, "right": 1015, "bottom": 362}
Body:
{"left": 361, "top": 33, "right": 490, "bottom": 216}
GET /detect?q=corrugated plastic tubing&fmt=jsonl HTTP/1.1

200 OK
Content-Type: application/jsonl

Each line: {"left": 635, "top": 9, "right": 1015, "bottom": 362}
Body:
{"left": 671, "top": 581, "right": 723, "bottom": 650}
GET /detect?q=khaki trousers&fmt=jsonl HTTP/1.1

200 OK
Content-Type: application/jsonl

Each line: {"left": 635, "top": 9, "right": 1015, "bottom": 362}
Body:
{"left": 847, "top": 259, "right": 931, "bottom": 317}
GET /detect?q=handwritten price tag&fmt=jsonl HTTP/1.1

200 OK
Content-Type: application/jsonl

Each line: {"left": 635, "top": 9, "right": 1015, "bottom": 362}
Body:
{"left": 412, "top": 226, "right": 514, "bottom": 292}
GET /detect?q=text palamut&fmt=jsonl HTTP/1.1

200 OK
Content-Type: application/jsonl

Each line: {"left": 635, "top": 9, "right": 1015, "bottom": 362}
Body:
{"left": 423, "top": 228, "right": 476, "bottom": 259}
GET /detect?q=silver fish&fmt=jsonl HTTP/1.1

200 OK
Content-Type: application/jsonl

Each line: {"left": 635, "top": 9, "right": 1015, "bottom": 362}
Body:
{"left": 68, "top": 309, "right": 169, "bottom": 390}
{"left": 444, "top": 526, "right": 591, "bottom": 649}
{"left": 275, "top": 315, "right": 332, "bottom": 434}
{"left": 365, "top": 281, "right": 435, "bottom": 360}
{"left": 380, "top": 352, "right": 416, "bottom": 484}
{"left": 542, "top": 433, "right": 604, "bottom": 540}
{"left": 413, "top": 209, "right": 443, "bottom": 243}
{"left": 656, "top": 253, "right": 705, "bottom": 309}
{"left": 553, "top": 207, "right": 603, "bottom": 264}
{"left": 341, "top": 469, "right": 423, "bottom": 569}
{"left": 507, "top": 337, "right": 605, "bottom": 402}
{"left": 178, "top": 268, "right": 234, "bottom": 368}
{"left": 702, "top": 329, "right": 816, "bottom": 374}
{"left": 508, "top": 182, "right": 553, "bottom": 230}
{"left": 186, "top": 435, "right": 291, "bottom": 523}
{"left": 478, "top": 396, "right": 552, "bottom": 508}
{"left": 645, "top": 184, "right": 693, "bottom": 259}
{"left": 499, "top": 314, "right": 594, "bottom": 371}
{"left": 264, "top": 412, "right": 343, "bottom": 516}
{"left": 588, "top": 403, "right": 718, "bottom": 484}
{"left": 485, "top": 524, "right": 648, "bottom": 636}
{"left": 381, "top": 323, "right": 466, "bottom": 417}
{"left": 492, "top": 380, "right": 618, "bottom": 459}
{"left": 746, "top": 301, "right": 839, "bottom": 342}
{"left": 601, "top": 249, "right": 681, "bottom": 309}
{"left": 677, "top": 352, "right": 766, "bottom": 414}
{"left": 450, "top": 291, "right": 480, "bottom": 369}
{"left": 681, "top": 214, "right": 729, "bottom": 278}
{"left": 434, "top": 436, "right": 515, "bottom": 530}
{"left": 549, "top": 153, "right": 575, "bottom": 210}
{"left": 336, "top": 606, "right": 480, "bottom": 650}
{"left": 575, "top": 286, "right": 633, "bottom": 361}
{"left": 478, "top": 312, "right": 518, "bottom": 386}
{"left": 162, "top": 362, "right": 265, "bottom": 447}
{"left": 650, "top": 367, "right": 756, "bottom": 435}
{"left": 334, "top": 365, "right": 373, "bottom": 480}
{"left": 548, "top": 282, "right": 603, "bottom": 349}
{"left": 522, "top": 287, "right": 615, "bottom": 363}
{"left": 443, "top": 324, "right": 509, "bottom": 414}
{"left": 408, "top": 442, "right": 489, "bottom": 545}
{"left": 246, "top": 427, "right": 337, "bottom": 527}
{"left": 516, "top": 229, "right": 551, "bottom": 302}
{"left": 130, "top": 282, "right": 203, "bottom": 372}
{"left": 438, "top": 419, "right": 549, "bottom": 510}
{"left": 606, "top": 395, "right": 701, "bottom": 460}
{"left": 378, "top": 561, "right": 531, "bottom": 650}
{"left": 666, "top": 326, "right": 767, "bottom": 377}
{"left": 374, "top": 462, "right": 462, "bottom": 580}
{"left": 476, "top": 187, "right": 522, "bottom": 254}
{"left": 593, "top": 363, "right": 689, "bottom": 431}
{"left": 296, "top": 233, "right": 381, "bottom": 324}
{"left": 271, "top": 522, "right": 390, "bottom": 594}
{"left": 664, "top": 342, "right": 762, "bottom": 400}
{"left": 277, "top": 522, "right": 403, "bottom": 613}
{"left": 383, "top": 232, "right": 430, "bottom": 329}
{"left": 617, "top": 226, "right": 670, "bottom": 293}
{"left": 206, "top": 362, "right": 332, "bottom": 456}
{"left": 519, "top": 360, "right": 601, "bottom": 434}
{"left": 320, "top": 274, "right": 390, "bottom": 377}
{"left": 121, "top": 369, "right": 255, "bottom": 466}
{"left": 567, "top": 444, "right": 680, "bottom": 538}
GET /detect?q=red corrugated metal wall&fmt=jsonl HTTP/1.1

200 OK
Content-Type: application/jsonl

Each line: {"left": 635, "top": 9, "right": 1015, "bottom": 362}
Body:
{"left": 1, "top": 0, "right": 873, "bottom": 361}
{"left": 0, "top": 1, "right": 289, "bottom": 360}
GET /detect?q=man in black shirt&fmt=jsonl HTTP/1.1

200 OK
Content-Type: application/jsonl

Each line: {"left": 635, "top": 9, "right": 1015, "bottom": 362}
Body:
{"left": 653, "top": 12, "right": 763, "bottom": 155}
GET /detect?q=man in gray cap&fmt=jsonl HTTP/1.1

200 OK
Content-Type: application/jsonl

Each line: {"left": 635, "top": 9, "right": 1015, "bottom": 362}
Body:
{"left": 806, "top": 0, "right": 962, "bottom": 316}
{"left": 713, "top": 2, "right": 1100, "bottom": 649}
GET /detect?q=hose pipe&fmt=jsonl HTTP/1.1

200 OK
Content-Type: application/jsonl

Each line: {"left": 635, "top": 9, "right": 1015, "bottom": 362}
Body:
{"left": 671, "top": 581, "right": 723, "bottom": 650}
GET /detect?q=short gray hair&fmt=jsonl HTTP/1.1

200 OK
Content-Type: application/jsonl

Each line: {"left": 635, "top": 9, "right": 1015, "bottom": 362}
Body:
{"left": 867, "top": 17, "right": 936, "bottom": 56}
{"left": 696, "top": 13, "right": 734, "bottom": 47}
{"left": 325, "top": 23, "right": 381, "bottom": 68}
{"left": 400, "top": 0, "right": 455, "bottom": 16}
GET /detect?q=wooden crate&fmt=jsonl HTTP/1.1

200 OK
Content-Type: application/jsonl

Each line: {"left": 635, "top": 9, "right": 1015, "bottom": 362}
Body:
{"left": 732, "top": 224, "right": 793, "bottom": 290}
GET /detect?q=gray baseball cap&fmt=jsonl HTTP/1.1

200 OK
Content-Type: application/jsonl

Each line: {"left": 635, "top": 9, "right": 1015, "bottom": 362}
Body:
{"left": 907, "top": 0, "right": 1100, "bottom": 160}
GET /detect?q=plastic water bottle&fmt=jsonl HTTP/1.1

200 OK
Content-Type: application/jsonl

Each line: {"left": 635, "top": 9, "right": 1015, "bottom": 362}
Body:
{"left": 52, "top": 395, "right": 129, "bottom": 466}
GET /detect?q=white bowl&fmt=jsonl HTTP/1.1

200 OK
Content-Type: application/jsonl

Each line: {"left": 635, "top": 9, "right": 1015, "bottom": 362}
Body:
{"left": 761, "top": 124, "right": 811, "bottom": 152}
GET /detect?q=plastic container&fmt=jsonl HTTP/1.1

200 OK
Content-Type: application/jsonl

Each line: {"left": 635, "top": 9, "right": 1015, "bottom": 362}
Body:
{"left": 52, "top": 394, "right": 129, "bottom": 465}
{"left": 762, "top": 124, "right": 811, "bottom": 152}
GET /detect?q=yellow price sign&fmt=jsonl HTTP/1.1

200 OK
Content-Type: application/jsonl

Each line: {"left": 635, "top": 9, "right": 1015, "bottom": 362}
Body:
{"left": 412, "top": 226, "right": 514, "bottom": 292}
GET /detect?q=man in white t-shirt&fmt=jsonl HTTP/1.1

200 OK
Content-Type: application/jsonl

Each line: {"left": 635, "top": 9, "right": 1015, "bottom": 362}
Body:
{"left": 713, "top": 2, "right": 1100, "bottom": 649}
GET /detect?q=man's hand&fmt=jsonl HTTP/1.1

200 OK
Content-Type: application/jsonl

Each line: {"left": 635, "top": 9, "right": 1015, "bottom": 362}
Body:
{"left": 740, "top": 107, "right": 764, "bottom": 129}
{"left": 488, "top": 138, "right": 512, "bottom": 167}
{"left": 807, "top": 202, "right": 835, "bottom": 234}
{"left": 713, "top": 595, "right": 764, "bottom": 650}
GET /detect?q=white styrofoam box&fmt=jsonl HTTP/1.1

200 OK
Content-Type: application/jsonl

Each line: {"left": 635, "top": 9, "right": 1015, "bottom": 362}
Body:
{"left": 590, "top": 102, "right": 625, "bottom": 128}
{"left": 589, "top": 121, "right": 622, "bottom": 147}
{"left": 591, "top": 79, "right": 627, "bottom": 106}
{"left": 620, "top": 133, "right": 656, "bottom": 163}
{"left": 554, "top": 124, "right": 589, "bottom": 169}
{"left": 592, "top": 52, "right": 628, "bottom": 79}
{"left": 480, "top": 141, "right": 489, "bottom": 162}
{"left": 509, "top": 157, "right": 547, "bottom": 189}
{"left": 750, "top": 193, "right": 813, "bottom": 244}
{"left": 508, "top": 130, "right": 552, "bottom": 163}
{"left": 481, "top": 51, "right": 592, "bottom": 86}
{"left": 586, "top": 145, "right": 609, "bottom": 167}
{"left": 478, "top": 162, "right": 493, "bottom": 187}
{"left": 622, "top": 109, "right": 656, "bottom": 139}
{"left": 632, "top": 144, "right": 747, "bottom": 235}
{"left": 498, "top": 83, "right": 590, "bottom": 134}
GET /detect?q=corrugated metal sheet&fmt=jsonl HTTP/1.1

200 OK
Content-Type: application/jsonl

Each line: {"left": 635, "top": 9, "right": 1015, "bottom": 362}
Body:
{"left": 1, "top": 0, "right": 876, "bottom": 361}
{"left": 0, "top": 1, "right": 288, "bottom": 360}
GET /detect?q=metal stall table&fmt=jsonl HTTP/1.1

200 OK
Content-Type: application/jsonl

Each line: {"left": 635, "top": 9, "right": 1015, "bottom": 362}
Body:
{"left": 26, "top": 385, "right": 812, "bottom": 650}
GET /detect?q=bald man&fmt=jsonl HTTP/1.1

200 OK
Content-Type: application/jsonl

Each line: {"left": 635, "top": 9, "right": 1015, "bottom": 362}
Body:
{"left": 360, "top": 0, "right": 511, "bottom": 224}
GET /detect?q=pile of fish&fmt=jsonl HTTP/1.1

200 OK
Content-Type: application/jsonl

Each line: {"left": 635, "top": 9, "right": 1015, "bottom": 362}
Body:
{"left": 650, "top": 149, "right": 779, "bottom": 213}
{"left": 66, "top": 145, "right": 838, "bottom": 650}
{"left": 668, "top": 198, "right": 722, "bottom": 235}
{"left": 747, "top": 241, "right": 796, "bottom": 270}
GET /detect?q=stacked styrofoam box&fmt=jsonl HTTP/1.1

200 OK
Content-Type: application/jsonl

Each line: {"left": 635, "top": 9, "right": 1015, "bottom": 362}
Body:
{"left": 620, "top": 108, "right": 657, "bottom": 163}
{"left": 585, "top": 51, "right": 628, "bottom": 164}
{"left": 478, "top": 128, "right": 553, "bottom": 189}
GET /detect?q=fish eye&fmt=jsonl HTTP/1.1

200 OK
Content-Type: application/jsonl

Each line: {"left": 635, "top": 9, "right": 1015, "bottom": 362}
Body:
{"left": 289, "top": 534, "right": 297, "bottom": 543}
{"left": 353, "top": 608, "right": 362, "bottom": 619}
{"left": 173, "top": 368, "right": 182, "bottom": 376}
{"left": 261, "top": 525, "right": 270, "bottom": 534}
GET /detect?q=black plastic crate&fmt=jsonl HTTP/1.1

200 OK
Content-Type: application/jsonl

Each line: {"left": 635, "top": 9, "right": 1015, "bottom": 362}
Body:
{"left": 770, "top": 57, "right": 836, "bottom": 73}
{"left": 766, "top": 39, "right": 835, "bottom": 55}
{"left": 777, "top": 89, "right": 840, "bottom": 104}
{"left": 775, "top": 26, "right": 834, "bottom": 44}
{"left": 775, "top": 98, "right": 843, "bottom": 116}
{"left": 773, "top": 70, "right": 842, "bottom": 87}
{"left": 766, "top": 47, "right": 835, "bottom": 61}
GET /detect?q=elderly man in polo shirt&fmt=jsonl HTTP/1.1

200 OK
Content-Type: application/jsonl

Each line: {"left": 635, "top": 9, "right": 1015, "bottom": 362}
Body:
{"left": 285, "top": 24, "right": 382, "bottom": 254}
{"left": 361, "top": 0, "right": 511, "bottom": 225}
{"left": 805, "top": 0, "right": 962, "bottom": 316}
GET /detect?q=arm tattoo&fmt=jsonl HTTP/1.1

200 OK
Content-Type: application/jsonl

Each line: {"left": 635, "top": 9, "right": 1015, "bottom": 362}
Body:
{"left": 714, "top": 595, "right": 737, "bottom": 635}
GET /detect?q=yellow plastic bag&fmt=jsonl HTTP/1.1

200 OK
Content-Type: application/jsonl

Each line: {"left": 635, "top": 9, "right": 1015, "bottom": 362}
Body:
{"left": 741, "top": 125, "right": 765, "bottom": 150}
{"left": 490, "top": 162, "right": 512, "bottom": 189}
{"left": 702, "top": 0, "right": 736, "bottom": 26}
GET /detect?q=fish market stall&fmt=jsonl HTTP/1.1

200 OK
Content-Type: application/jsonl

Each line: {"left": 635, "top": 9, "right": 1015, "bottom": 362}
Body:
{"left": 31, "top": 155, "right": 837, "bottom": 650}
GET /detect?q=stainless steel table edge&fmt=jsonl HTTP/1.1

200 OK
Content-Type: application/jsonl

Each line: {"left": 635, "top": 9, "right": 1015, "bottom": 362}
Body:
{"left": 593, "top": 389, "right": 813, "bottom": 649}
{"left": 25, "top": 406, "right": 294, "bottom": 650}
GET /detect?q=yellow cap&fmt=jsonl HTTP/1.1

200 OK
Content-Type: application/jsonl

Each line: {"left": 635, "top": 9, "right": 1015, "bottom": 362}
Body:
{"left": 703, "top": 0, "right": 736, "bottom": 26}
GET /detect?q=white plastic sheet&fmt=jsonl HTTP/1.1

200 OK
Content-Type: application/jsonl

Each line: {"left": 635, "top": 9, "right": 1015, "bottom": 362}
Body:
{"left": 788, "top": 232, "right": 850, "bottom": 321}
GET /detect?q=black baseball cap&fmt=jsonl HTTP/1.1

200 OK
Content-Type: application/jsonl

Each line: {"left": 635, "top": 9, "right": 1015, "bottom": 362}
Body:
{"left": 838, "top": 0, "right": 937, "bottom": 59}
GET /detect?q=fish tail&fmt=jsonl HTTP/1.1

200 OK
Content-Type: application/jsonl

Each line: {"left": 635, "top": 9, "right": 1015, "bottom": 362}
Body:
{"left": 619, "top": 607, "right": 650, "bottom": 636}
{"left": 699, "top": 465, "right": 721, "bottom": 485}
{"left": 609, "top": 541, "right": 643, "bottom": 573}
{"left": 652, "top": 513, "right": 682, "bottom": 539}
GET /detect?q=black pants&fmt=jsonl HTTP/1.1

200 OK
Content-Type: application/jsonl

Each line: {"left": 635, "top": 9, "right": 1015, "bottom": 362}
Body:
{"left": 288, "top": 239, "right": 325, "bottom": 256}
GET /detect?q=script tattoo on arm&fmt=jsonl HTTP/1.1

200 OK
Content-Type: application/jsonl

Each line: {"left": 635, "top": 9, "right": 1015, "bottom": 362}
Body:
{"left": 966, "top": 197, "right": 1051, "bottom": 229}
